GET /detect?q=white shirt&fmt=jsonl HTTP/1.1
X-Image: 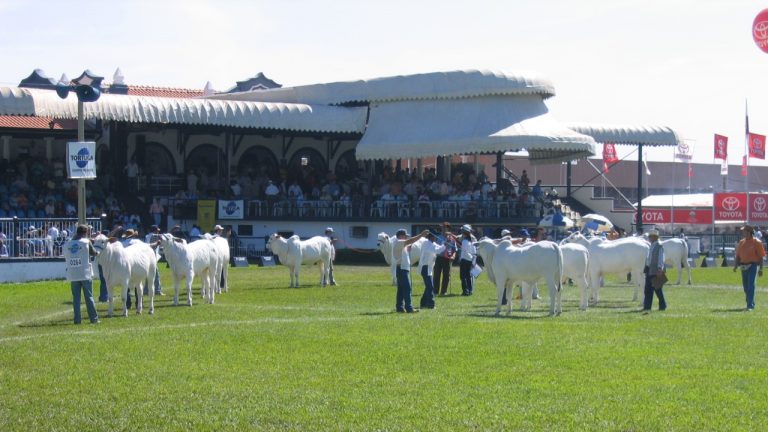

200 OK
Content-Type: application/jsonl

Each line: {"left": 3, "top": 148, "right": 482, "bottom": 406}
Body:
{"left": 47, "top": 226, "right": 59, "bottom": 240}
{"left": 460, "top": 237, "right": 476, "bottom": 262}
{"left": 419, "top": 241, "right": 446, "bottom": 276}
{"left": 265, "top": 183, "right": 280, "bottom": 196}
{"left": 63, "top": 238, "right": 93, "bottom": 281}
{"left": 393, "top": 239, "right": 411, "bottom": 270}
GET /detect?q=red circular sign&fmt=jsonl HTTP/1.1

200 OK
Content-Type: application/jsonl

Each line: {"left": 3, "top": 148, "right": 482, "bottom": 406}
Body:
{"left": 754, "top": 9, "right": 768, "bottom": 54}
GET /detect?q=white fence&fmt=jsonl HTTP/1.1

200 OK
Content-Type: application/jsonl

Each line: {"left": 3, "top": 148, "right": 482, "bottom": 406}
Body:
{"left": 0, "top": 218, "right": 103, "bottom": 258}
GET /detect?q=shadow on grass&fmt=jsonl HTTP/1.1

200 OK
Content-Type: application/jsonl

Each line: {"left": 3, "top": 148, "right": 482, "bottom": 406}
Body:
{"left": 18, "top": 318, "right": 74, "bottom": 328}
{"left": 465, "top": 311, "right": 551, "bottom": 320}
{"left": 711, "top": 308, "right": 749, "bottom": 313}
{"left": 359, "top": 311, "right": 398, "bottom": 316}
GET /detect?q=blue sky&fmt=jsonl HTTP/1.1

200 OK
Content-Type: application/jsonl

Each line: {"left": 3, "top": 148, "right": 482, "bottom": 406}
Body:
{"left": 1, "top": 0, "right": 766, "bottom": 165}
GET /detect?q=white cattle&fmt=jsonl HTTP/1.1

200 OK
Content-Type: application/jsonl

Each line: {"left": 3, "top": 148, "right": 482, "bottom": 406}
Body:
{"left": 159, "top": 233, "right": 220, "bottom": 306}
{"left": 474, "top": 238, "right": 563, "bottom": 316}
{"left": 377, "top": 232, "right": 426, "bottom": 285}
{"left": 660, "top": 238, "right": 691, "bottom": 285}
{"left": 561, "top": 232, "right": 648, "bottom": 304}
{"left": 93, "top": 234, "right": 157, "bottom": 317}
{"left": 266, "top": 234, "right": 332, "bottom": 287}
{"left": 203, "top": 233, "right": 231, "bottom": 293}
{"left": 559, "top": 243, "right": 591, "bottom": 310}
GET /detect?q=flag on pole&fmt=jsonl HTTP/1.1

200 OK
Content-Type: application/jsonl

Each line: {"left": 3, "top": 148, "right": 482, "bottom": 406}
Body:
{"left": 643, "top": 151, "right": 651, "bottom": 176}
{"left": 742, "top": 156, "right": 748, "bottom": 176}
{"left": 602, "top": 143, "right": 618, "bottom": 172}
{"left": 714, "top": 134, "right": 728, "bottom": 160}
{"left": 748, "top": 133, "right": 766, "bottom": 159}
{"left": 721, "top": 160, "right": 728, "bottom": 176}
{"left": 674, "top": 142, "right": 693, "bottom": 162}
{"left": 688, "top": 163, "right": 693, "bottom": 178}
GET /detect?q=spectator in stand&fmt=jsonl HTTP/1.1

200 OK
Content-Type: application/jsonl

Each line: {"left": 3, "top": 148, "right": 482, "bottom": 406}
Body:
{"left": 149, "top": 198, "right": 164, "bottom": 228}
{"left": 189, "top": 224, "right": 202, "bottom": 241}
{"left": 124, "top": 157, "right": 139, "bottom": 193}
{"left": 187, "top": 169, "right": 198, "bottom": 195}
{"left": 532, "top": 180, "right": 544, "bottom": 200}
{"left": 46, "top": 223, "right": 60, "bottom": 257}
{"left": 0, "top": 238, "right": 8, "bottom": 258}
{"left": 265, "top": 180, "right": 280, "bottom": 204}
{"left": 519, "top": 169, "right": 530, "bottom": 193}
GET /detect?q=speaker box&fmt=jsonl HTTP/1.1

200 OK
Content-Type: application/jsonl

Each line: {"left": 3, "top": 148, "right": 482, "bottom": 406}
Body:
{"left": 232, "top": 257, "right": 249, "bottom": 268}
{"left": 258, "top": 256, "right": 276, "bottom": 267}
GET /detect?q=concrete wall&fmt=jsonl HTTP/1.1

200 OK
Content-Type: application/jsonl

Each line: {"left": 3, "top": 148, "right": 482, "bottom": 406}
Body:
{"left": 0, "top": 260, "right": 66, "bottom": 283}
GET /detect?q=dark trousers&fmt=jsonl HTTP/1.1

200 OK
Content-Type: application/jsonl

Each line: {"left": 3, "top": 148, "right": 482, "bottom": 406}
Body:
{"left": 420, "top": 265, "right": 436, "bottom": 308}
{"left": 395, "top": 268, "right": 414, "bottom": 312}
{"left": 97, "top": 264, "right": 108, "bottom": 302}
{"left": 433, "top": 256, "right": 451, "bottom": 295}
{"left": 643, "top": 273, "right": 667, "bottom": 311}
{"left": 460, "top": 259, "right": 473, "bottom": 296}
{"left": 741, "top": 263, "right": 758, "bottom": 309}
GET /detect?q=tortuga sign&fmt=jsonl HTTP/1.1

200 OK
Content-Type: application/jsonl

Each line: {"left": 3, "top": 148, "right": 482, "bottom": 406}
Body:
{"left": 714, "top": 192, "right": 747, "bottom": 221}
{"left": 749, "top": 193, "right": 768, "bottom": 223}
{"left": 754, "top": 8, "right": 768, "bottom": 54}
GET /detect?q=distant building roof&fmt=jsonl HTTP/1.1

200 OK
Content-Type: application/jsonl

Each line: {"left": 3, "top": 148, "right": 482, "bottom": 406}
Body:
{"left": 0, "top": 115, "right": 76, "bottom": 130}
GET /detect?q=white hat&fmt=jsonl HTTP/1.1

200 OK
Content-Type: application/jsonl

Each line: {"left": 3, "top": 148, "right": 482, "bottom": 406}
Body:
{"left": 214, "top": 225, "right": 224, "bottom": 231}
{"left": 28, "top": 225, "right": 35, "bottom": 230}
{"left": 501, "top": 229, "right": 510, "bottom": 236}
{"left": 461, "top": 224, "right": 472, "bottom": 233}
{"left": 325, "top": 227, "right": 334, "bottom": 233}
{"left": 648, "top": 229, "right": 660, "bottom": 237}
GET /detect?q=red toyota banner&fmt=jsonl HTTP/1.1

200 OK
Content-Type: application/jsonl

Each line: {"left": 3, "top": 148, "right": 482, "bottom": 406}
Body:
{"left": 748, "top": 133, "right": 766, "bottom": 159}
{"left": 754, "top": 8, "right": 768, "bottom": 54}
{"left": 714, "top": 134, "right": 728, "bottom": 160}
{"left": 714, "top": 192, "right": 747, "bottom": 221}
{"left": 749, "top": 193, "right": 768, "bottom": 223}
{"left": 602, "top": 143, "right": 618, "bottom": 173}
{"left": 634, "top": 208, "right": 713, "bottom": 225}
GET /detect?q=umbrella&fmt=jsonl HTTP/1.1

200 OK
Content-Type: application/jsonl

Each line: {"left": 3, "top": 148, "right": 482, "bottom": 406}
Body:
{"left": 579, "top": 214, "right": 613, "bottom": 232}
{"left": 538, "top": 213, "right": 574, "bottom": 228}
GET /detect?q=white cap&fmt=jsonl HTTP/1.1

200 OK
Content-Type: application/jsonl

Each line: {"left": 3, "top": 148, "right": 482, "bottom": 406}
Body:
{"left": 214, "top": 225, "right": 223, "bottom": 231}
{"left": 325, "top": 227, "right": 334, "bottom": 233}
{"left": 461, "top": 224, "right": 472, "bottom": 233}
{"left": 648, "top": 229, "right": 660, "bottom": 237}
{"left": 501, "top": 229, "right": 510, "bottom": 236}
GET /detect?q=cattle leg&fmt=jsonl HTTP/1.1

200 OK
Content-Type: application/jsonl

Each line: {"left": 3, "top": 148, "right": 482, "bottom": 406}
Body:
{"left": 148, "top": 283, "right": 155, "bottom": 315}
{"left": 589, "top": 273, "right": 601, "bottom": 305}
{"left": 208, "top": 270, "right": 216, "bottom": 304}
{"left": 495, "top": 281, "right": 506, "bottom": 315}
{"left": 185, "top": 273, "right": 194, "bottom": 306}
{"left": 122, "top": 285, "right": 129, "bottom": 317}
{"left": 676, "top": 262, "right": 682, "bottom": 285}
{"left": 577, "top": 276, "right": 589, "bottom": 311}
{"left": 136, "top": 283, "right": 143, "bottom": 315}
{"left": 107, "top": 288, "right": 114, "bottom": 317}
{"left": 172, "top": 277, "right": 180, "bottom": 306}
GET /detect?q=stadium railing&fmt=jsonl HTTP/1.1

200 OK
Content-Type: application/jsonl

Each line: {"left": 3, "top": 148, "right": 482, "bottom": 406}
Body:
{"left": 0, "top": 218, "right": 103, "bottom": 259}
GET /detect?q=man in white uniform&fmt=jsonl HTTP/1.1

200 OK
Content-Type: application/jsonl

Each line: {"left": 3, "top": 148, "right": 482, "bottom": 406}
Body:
{"left": 419, "top": 230, "right": 446, "bottom": 309}
{"left": 393, "top": 228, "right": 429, "bottom": 313}
{"left": 63, "top": 225, "right": 99, "bottom": 324}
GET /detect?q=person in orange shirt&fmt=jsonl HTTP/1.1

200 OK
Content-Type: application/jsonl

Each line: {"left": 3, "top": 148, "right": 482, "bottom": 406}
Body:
{"left": 734, "top": 225, "right": 766, "bottom": 311}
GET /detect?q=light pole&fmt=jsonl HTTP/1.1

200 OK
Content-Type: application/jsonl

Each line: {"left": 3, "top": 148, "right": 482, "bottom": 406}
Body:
{"left": 56, "top": 70, "right": 103, "bottom": 225}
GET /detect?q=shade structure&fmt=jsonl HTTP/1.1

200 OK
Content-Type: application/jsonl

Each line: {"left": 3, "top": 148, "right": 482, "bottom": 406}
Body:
{"left": 566, "top": 123, "right": 681, "bottom": 147}
{"left": 0, "top": 86, "right": 366, "bottom": 133}
{"left": 355, "top": 95, "right": 596, "bottom": 163}
{"left": 539, "top": 213, "right": 574, "bottom": 228}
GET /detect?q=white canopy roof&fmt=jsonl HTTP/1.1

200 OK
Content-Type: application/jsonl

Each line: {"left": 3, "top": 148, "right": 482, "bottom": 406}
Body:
{"left": 355, "top": 95, "right": 596, "bottom": 163}
{"left": 567, "top": 123, "right": 681, "bottom": 146}
{"left": 0, "top": 87, "right": 366, "bottom": 133}
{"left": 637, "top": 193, "right": 712, "bottom": 207}
{"left": 210, "top": 70, "right": 556, "bottom": 105}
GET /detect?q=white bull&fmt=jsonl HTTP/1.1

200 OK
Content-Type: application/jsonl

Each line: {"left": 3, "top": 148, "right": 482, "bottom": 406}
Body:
{"left": 93, "top": 234, "right": 157, "bottom": 317}
{"left": 562, "top": 232, "right": 648, "bottom": 304}
{"left": 203, "top": 233, "right": 231, "bottom": 293}
{"left": 559, "top": 243, "right": 591, "bottom": 311}
{"left": 377, "top": 232, "right": 425, "bottom": 285}
{"left": 159, "top": 233, "right": 220, "bottom": 306}
{"left": 661, "top": 238, "right": 691, "bottom": 285}
{"left": 474, "top": 238, "right": 563, "bottom": 316}
{"left": 266, "top": 234, "right": 332, "bottom": 287}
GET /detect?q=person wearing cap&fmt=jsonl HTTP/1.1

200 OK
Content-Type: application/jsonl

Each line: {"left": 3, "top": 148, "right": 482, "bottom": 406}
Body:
{"left": 734, "top": 225, "right": 765, "bottom": 311}
{"left": 213, "top": 224, "right": 224, "bottom": 235}
{"left": 500, "top": 229, "right": 511, "bottom": 238}
{"left": 393, "top": 228, "right": 430, "bottom": 313}
{"left": 459, "top": 224, "right": 477, "bottom": 296}
{"left": 63, "top": 224, "right": 99, "bottom": 324}
{"left": 433, "top": 222, "right": 457, "bottom": 296}
{"left": 419, "top": 230, "right": 447, "bottom": 309}
{"left": 642, "top": 229, "right": 667, "bottom": 312}
{"left": 324, "top": 227, "right": 338, "bottom": 286}
{"left": 144, "top": 225, "right": 165, "bottom": 296}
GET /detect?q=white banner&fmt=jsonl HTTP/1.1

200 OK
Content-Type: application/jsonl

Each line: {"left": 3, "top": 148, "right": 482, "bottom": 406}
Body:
{"left": 66, "top": 141, "right": 97, "bottom": 179}
{"left": 674, "top": 141, "right": 694, "bottom": 162}
{"left": 218, "top": 200, "right": 244, "bottom": 219}
{"left": 721, "top": 160, "right": 728, "bottom": 176}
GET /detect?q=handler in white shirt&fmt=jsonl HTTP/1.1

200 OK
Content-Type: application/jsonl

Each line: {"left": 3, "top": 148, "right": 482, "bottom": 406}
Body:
{"left": 419, "top": 230, "right": 446, "bottom": 309}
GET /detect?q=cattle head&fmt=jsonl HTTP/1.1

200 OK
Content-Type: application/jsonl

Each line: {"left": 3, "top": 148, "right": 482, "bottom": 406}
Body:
{"left": 376, "top": 232, "right": 390, "bottom": 249}
{"left": 266, "top": 233, "right": 282, "bottom": 253}
{"left": 92, "top": 233, "right": 110, "bottom": 254}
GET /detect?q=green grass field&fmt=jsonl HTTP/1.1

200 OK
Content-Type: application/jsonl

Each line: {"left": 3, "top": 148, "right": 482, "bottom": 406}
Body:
{"left": 1, "top": 262, "right": 767, "bottom": 431}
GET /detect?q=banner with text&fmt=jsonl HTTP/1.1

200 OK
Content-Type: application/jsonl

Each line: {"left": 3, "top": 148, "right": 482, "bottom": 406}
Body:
{"left": 714, "top": 192, "right": 747, "bottom": 221}
{"left": 748, "top": 193, "right": 768, "bottom": 223}
{"left": 218, "top": 200, "right": 244, "bottom": 220}
{"left": 66, "top": 141, "right": 97, "bottom": 179}
{"left": 714, "top": 134, "right": 728, "bottom": 160}
{"left": 635, "top": 208, "right": 713, "bottom": 225}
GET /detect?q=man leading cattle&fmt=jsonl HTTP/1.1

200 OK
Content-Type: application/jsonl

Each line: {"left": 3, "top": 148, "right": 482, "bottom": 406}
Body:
{"left": 63, "top": 224, "right": 99, "bottom": 325}
{"left": 393, "top": 228, "right": 430, "bottom": 313}
{"left": 325, "top": 227, "right": 338, "bottom": 286}
{"left": 642, "top": 230, "right": 667, "bottom": 313}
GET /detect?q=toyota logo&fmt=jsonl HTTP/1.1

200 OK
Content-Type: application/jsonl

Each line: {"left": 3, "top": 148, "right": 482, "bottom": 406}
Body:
{"left": 722, "top": 196, "right": 741, "bottom": 211}
{"left": 755, "top": 20, "right": 768, "bottom": 40}
{"left": 678, "top": 143, "right": 689, "bottom": 153}
{"left": 755, "top": 197, "right": 767, "bottom": 212}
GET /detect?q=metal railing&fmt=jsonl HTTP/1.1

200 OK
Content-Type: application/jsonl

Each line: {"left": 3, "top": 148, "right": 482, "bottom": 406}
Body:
{"left": 0, "top": 218, "right": 103, "bottom": 258}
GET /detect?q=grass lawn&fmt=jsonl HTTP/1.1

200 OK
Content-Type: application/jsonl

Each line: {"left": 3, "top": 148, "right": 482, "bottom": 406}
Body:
{"left": 1, "top": 262, "right": 767, "bottom": 431}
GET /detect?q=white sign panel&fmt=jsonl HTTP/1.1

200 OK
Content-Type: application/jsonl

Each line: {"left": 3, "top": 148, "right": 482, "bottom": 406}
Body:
{"left": 218, "top": 200, "right": 244, "bottom": 219}
{"left": 67, "top": 141, "right": 97, "bottom": 179}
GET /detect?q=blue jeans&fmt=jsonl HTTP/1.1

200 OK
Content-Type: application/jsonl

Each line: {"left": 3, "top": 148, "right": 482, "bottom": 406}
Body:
{"left": 741, "top": 264, "right": 758, "bottom": 309}
{"left": 643, "top": 273, "right": 667, "bottom": 311}
{"left": 97, "top": 264, "right": 108, "bottom": 302}
{"left": 143, "top": 269, "right": 163, "bottom": 295}
{"left": 419, "top": 265, "right": 435, "bottom": 308}
{"left": 71, "top": 280, "right": 98, "bottom": 324}
{"left": 396, "top": 268, "right": 414, "bottom": 312}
